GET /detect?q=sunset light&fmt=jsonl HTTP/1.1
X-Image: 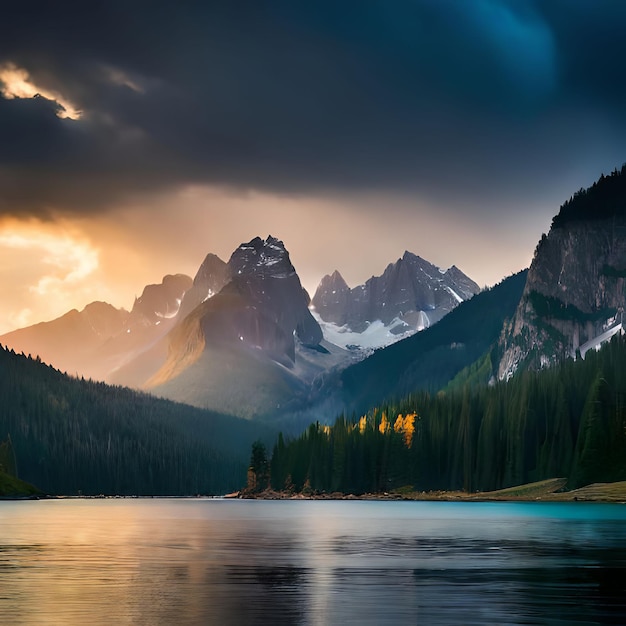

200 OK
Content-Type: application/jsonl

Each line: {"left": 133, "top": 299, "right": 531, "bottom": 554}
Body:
{"left": 0, "top": 62, "right": 81, "bottom": 119}
{"left": 0, "top": 221, "right": 101, "bottom": 331}
{"left": 2, "top": 3, "right": 626, "bottom": 623}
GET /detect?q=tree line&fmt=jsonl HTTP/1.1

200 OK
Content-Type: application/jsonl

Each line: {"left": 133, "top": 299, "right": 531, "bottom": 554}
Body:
{"left": 552, "top": 164, "right": 626, "bottom": 228}
{"left": 0, "top": 345, "right": 274, "bottom": 495}
{"left": 262, "top": 335, "right": 626, "bottom": 495}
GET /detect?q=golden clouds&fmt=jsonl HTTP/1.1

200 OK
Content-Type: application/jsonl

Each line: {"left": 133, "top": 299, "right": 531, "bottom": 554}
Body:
{"left": 0, "top": 62, "right": 82, "bottom": 119}
{"left": 0, "top": 183, "right": 533, "bottom": 336}
{"left": 0, "top": 228, "right": 98, "bottom": 294}
{"left": 0, "top": 220, "right": 104, "bottom": 333}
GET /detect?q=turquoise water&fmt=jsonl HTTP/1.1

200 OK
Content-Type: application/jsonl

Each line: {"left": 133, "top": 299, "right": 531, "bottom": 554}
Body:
{"left": 1, "top": 499, "right": 625, "bottom": 624}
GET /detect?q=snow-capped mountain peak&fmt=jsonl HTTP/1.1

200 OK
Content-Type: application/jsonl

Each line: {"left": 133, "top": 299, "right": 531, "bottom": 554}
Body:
{"left": 312, "top": 252, "right": 480, "bottom": 350}
{"left": 228, "top": 235, "right": 296, "bottom": 279}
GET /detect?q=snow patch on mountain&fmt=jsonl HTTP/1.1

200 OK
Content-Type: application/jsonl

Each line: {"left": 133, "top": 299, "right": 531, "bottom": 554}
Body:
{"left": 443, "top": 285, "right": 463, "bottom": 303}
{"left": 311, "top": 310, "right": 416, "bottom": 352}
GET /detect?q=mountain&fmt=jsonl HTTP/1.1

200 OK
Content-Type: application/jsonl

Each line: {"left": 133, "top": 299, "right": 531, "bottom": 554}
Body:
{"left": 337, "top": 270, "right": 527, "bottom": 416}
{"left": 147, "top": 236, "right": 348, "bottom": 418}
{"left": 176, "top": 253, "right": 230, "bottom": 321}
{"left": 0, "top": 301, "right": 127, "bottom": 378}
{"left": 0, "top": 344, "right": 274, "bottom": 495}
{"left": 130, "top": 273, "right": 193, "bottom": 323}
{"left": 311, "top": 252, "right": 480, "bottom": 351}
{"left": 0, "top": 235, "right": 350, "bottom": 421}
{"left": 1, "top": 235, "right": 487, "bottom": 424}
{"left": 498, "top": 166, "right": 626, "bottom": 380}
{"left": 0, "top": 274, "right": 192, "bottom": 381}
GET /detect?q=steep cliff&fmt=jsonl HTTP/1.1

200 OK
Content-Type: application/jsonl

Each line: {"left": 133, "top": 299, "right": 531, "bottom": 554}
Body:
{"left": 498, "top": 166, "right": 626, "bottom": 380}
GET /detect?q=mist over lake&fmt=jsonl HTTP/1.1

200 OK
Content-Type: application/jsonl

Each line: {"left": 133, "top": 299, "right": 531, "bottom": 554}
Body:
{"left": 1, "top": 499, "right": 626, "bottom": 625}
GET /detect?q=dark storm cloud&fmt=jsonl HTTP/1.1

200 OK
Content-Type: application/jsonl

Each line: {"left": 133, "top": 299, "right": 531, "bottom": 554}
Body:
{"left": 1, "top": 0, "right": 626, "bottom": 215}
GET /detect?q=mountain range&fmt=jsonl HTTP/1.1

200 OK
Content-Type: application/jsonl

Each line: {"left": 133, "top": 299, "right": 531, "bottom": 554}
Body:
{"left": 1, "top": 235, "right": 478, "bottom": 420}
{"left": 3, "top": 165, "right": 626, "bottom": 494}
{"left": 262, "top": 167, "right": 626, "bottom": 495}
{"left": 311, "top": 253, "right": 479, "bottom": 351}
{"left": 0, "top": 273, "right": 192, "bottom": 381}
{"left": 3, "top": 166, "right": 626, "bottom": 429}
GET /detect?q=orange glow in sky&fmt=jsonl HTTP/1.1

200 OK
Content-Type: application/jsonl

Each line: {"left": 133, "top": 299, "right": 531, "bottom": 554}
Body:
{"left": 0, "top": 186, "right": 540, "bottom": 336}
{"left": 0, "top": 62, "right": 82, "bottom": 119}
{"left": 0, "top": 219, "right": 109, "bottom": 332}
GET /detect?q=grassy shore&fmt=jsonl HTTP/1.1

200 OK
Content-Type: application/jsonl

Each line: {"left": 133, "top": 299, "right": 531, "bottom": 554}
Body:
{"left": 0, "top": 470, "right": 43, "bottom": 498}
{"left": 238, "top": 478, "right": 626, "bottom": 503}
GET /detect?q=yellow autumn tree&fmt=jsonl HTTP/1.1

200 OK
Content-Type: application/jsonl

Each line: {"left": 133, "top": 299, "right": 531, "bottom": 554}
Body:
{"left": 402, "top": 413, "right": 416, "bottom": 448}
{"left": 359, "top": 415, "right": 367, "bottom": 434}
{"left": 393, "top": 414, "right": 404, "bottom": 434}
{"left": 379, "top": 411, "right": 389, "bottom": 434}
{"left": 393, "top": 412, "right": 417, "bottom": 448}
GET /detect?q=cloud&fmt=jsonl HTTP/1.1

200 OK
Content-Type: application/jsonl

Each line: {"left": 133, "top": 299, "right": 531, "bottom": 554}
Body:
{"left": 0, "top": 62, "right": 81, "bottom": 119}
{"left": 101, "top": 65, "right": 145, "bottom": 94}
{"left": 0, "top": 220, "right": 107, "bottom": 333}
{"left": 458, "top": 0, "right": 557, "bottom": 98}
{"left": 0, "top": 224, "right": 98, "bottom": 290}
{"left": 0, "top": 0, "right": 625, "bottom": 220}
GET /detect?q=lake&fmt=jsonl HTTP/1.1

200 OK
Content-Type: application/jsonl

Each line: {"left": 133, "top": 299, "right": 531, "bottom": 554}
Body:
{"left": 1, "top": 499, "right": 625, "bottom": 624}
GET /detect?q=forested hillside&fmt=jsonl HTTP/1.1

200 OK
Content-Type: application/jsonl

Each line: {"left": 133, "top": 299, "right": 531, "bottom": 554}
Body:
{"left": 0, "top": 345, "right": 274, "bottom": 495}
{"left": 551, "top": 164, "right": 626, "bottom": 228}
{"left": 269, "top": 334, "right": 626, "bottom": 495}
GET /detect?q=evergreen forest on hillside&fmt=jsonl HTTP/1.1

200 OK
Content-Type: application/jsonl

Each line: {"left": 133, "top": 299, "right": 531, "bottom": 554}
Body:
{"left": 552, "top": 163, "right": 626, "bottom": 228}
{"left": 267, "top": 335, "right": 626, "bottom": 495}
{"left": 0, "top": 345, "right": 274, "bottom": 495}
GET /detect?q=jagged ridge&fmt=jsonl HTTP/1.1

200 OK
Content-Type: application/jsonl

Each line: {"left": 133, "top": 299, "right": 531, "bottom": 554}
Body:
{"left": 312, "top": 251, "right": 479, "bottom": 336}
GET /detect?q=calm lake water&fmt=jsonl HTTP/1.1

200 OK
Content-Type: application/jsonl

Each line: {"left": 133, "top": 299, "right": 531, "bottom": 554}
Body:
{"left": 1, "top": 499, "right": 626, "bottom": 625}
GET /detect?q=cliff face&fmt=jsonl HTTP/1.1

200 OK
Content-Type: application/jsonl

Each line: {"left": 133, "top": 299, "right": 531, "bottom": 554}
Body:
{"left": 225, "top": 235, "right": 322, "bottom": 351}
{"left": 131, "top": 274, "right": 193, "bottom": 323}
{"left": 498, "top": 213, "right": 626, "bottom": 380}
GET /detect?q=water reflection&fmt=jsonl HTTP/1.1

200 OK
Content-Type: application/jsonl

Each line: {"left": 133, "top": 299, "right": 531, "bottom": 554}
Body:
{"left": 0, "top": 500, "right": 625, "bottom": 624}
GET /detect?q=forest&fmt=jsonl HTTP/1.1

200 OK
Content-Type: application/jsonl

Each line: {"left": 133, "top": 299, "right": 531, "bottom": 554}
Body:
{"left": 551, "top": 163, "right": 626, "bottom": 228}
{"left": 266, "top": 335, "right": 626, "bottom": 495}
{"left": 0, "top": 345, "right": 274, "bottom": 495}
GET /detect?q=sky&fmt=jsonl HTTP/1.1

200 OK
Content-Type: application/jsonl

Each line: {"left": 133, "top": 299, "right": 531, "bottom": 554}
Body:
{"left": 1, "top": 0, "right": 626, "bottom": 334}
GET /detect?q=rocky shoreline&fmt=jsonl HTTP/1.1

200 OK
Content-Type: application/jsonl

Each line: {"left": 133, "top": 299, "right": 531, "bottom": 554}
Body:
{"left": 234, "top": 479, "right": 626, "bottom": 503}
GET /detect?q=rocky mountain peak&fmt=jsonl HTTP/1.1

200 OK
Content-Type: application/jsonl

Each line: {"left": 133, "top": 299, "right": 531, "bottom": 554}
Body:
{"left": 312, "top": 270, "right": 352, "bottom": 326}
{"left": 312, "top": 251, "right": 479, "bottom": 339}
{"left": 222, "top": 235, "right": 322, "bottom": 350}
{"left": 176, "top": 254, "right": 229, "bottom": 322}
{"left": 316, "top": 270, "right": 350, "bottom": 294}
{"left": 193, "top": 253, "right": 227, "bottom": 287}
{"left": 329, "top": 269, "right": 348, "bottom": 286}
{"left": 401, "top": 250, "right": 425, "bottom": 264}
{"left": 150, "top": 234, "right": 323, "bottom": 396}
{"left": 131, "top": 274, "right": 192, "bottom": 322}
{"left": 228, "top": 235, "right": 294, "bottom": 280}
{"left": 443, "top": 265, "right": 482, "bottom": 300}
{"left": 80, "top": 301, "right": 129, "bottom": 337}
